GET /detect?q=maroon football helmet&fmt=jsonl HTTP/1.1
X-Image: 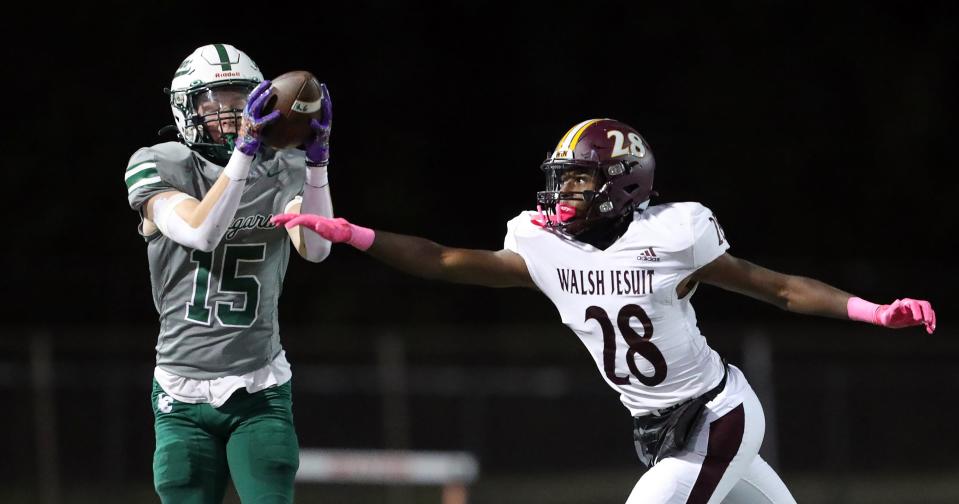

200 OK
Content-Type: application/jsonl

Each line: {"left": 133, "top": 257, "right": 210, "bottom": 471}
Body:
{"left": 537, "top": 118, "right": 656, "bottom": 235}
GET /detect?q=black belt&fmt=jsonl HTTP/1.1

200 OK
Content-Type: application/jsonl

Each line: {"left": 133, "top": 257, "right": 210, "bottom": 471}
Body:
{"left": 635, "top": 362, "right": 728, "bottom": 427}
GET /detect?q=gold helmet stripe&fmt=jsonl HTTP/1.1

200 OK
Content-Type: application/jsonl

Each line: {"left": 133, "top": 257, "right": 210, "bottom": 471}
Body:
{"left": 553, "top": 119, "right": 603, "bottom": 159}
{"left": 556, "top": 119, "right": 599, "bottom": 150}
{"left": 567, "top": 118, "right": 604, "bottom": 150}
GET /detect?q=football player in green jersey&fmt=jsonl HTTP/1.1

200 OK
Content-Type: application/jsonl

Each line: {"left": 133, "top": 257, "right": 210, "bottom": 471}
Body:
{"left": 125, "top": 43, "right": 333, "bottom": 504}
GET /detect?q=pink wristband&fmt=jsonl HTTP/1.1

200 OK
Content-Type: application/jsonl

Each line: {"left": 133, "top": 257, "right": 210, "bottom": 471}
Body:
{"left": 847, "top": 297, "right": 880, "bottom": 325}
{"left": 347, "top": 224, "right": 375, "bottom": 251}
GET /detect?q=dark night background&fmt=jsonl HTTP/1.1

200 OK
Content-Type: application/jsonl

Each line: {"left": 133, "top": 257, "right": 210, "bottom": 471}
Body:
{"left": 1, "top": 2, "right": 956, "bottom": 503}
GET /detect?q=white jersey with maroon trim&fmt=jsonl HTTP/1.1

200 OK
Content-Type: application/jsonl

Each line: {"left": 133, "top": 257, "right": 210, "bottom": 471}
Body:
{"left": 504, "top": 202, "right": 730, "bottom": 416}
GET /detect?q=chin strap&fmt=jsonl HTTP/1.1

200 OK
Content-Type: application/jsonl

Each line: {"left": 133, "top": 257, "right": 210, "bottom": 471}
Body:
{"left": 157, "top": 124, "right": 179, "bottom": 138}
{"left": 223, "top": 133, "right": 237, "bottom": 153}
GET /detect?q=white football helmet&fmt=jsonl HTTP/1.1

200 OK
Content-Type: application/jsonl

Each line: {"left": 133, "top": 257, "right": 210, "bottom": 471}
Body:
{"left": 168, "top": 44, "right": 263, "bottom": 162}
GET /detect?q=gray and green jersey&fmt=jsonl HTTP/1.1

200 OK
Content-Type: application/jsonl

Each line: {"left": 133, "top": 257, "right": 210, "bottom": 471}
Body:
{"left": 126, "top": 142, "right": 305, "bottom": 379}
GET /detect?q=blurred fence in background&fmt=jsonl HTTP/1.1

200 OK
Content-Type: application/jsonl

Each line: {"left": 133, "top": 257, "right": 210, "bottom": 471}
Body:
{"left": 1, "top": 321, "right": 957, "bottom": 504}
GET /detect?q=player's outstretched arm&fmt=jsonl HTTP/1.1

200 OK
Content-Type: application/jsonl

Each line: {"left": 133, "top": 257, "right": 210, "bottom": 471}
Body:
{"left": 691, "top": 253, "right": 936, "bottom": 334}
{"left": 281, "top": 191, "right": 332, "bottom": 262}
{"left": 145, "top": 81, "right": 280, "bottom": 252}
{"left": 272, "top": 213, "right": 535, "bottom": 288}
{"left": 370, "top": 230, "right": 534, "bottom": 288}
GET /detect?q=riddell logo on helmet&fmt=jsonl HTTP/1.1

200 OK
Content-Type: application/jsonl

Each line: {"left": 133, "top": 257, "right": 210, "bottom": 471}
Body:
{"left": 215, "top": 71, "right": 242, "bottom": 78}
{"left": 636, "top": 248, "right": 660, "bottom": 262}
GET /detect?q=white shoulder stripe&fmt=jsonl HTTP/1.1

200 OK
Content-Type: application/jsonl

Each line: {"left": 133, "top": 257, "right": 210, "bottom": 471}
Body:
{"left": 127, "top": 176, "right": 163, "bottom": 194}
{"left": 124, "top": 162, "right": 158, "bottom": 181}
{"left": 126, "top": 160, "right": 157, "bottom": 172}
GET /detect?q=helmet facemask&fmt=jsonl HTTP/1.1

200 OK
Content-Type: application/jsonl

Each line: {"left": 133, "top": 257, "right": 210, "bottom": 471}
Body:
{"left": 536, "top": 162, "right": 599, "bottom": 234}
{"left": 171, "top": 82, "right": 256, "bottom": 163}
{"left": 537, "top": 157, "right": 646, "bottom": 236}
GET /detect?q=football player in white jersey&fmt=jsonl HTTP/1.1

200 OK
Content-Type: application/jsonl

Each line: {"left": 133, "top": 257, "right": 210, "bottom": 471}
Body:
{"left": 273, "top": 118, "right": 936, "bottom": 504}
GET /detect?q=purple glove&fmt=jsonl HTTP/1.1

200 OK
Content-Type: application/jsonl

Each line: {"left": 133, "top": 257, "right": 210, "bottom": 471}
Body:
{"left": 304, "top": 83, "right": 332, "bottom": 166}
{"left": 235, "top": 81, "right": 281, "bottom": 156}
{"left": 271, "top": 213, "right": 375, "bottom": 251}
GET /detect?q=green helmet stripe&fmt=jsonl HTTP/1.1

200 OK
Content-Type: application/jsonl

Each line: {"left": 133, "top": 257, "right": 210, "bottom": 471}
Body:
{"left": 213, "top": 44, "right": 233, "bottom": 71}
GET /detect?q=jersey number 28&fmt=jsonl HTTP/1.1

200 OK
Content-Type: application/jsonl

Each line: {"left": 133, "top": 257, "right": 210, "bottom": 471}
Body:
{"left": 586, "top": 304, "right": 667, "bottom": 386}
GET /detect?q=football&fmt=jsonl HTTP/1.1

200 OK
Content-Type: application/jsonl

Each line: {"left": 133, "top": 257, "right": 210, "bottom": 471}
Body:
{"left": 260, "top": 70, "right": 326, "bottom": 149}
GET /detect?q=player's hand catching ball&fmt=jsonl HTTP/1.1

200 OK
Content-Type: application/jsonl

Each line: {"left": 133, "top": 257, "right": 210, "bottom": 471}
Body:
{"left": 305, "top": 83, "right": 332, "bottom": 167}
{"left": 235, "top": 81, "right": 281, "bottom": 156}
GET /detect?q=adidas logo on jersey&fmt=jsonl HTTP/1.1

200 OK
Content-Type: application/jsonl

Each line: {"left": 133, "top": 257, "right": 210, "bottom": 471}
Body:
{"left": 636, "top": 248, "right": 661, "bottom": 262}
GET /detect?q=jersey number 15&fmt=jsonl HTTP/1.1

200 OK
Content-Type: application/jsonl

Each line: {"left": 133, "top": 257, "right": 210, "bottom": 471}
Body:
{"left": 186, "top": 244, "right": 265, "bottom": 328}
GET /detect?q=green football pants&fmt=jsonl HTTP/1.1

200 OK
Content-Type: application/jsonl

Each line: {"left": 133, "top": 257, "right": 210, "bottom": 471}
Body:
{"left": 151, "top": 379, "right": 299, "bottom": 504}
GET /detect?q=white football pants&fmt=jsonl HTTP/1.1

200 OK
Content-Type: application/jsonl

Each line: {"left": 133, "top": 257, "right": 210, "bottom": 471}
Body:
{"left": 626, "top": 365, "right": 796, "bottom": 504}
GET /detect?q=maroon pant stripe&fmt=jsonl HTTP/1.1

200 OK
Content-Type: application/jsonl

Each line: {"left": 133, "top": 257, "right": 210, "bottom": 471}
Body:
{"left": 686, "top": 403, "right": 746, "bottom": 504}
